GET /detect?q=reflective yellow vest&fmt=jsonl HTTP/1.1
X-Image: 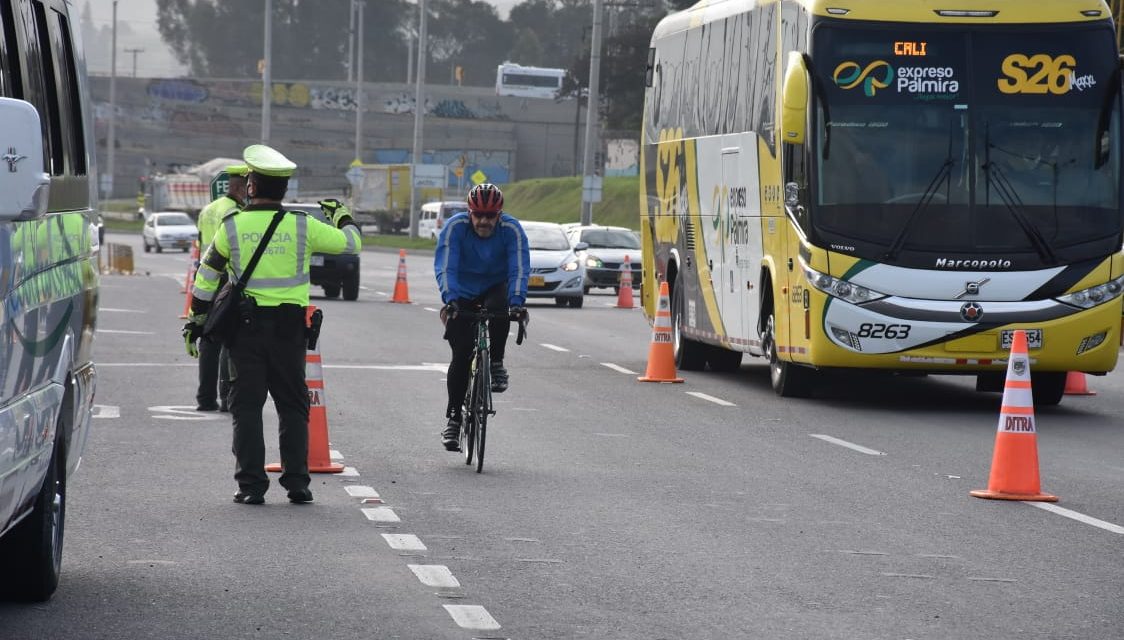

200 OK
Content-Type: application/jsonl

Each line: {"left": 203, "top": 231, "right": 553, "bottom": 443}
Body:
{"left": 192, "top": 207, "right": 361, "bottom": 307}
{"left": 197, "top": 195, "right": 239, "bottom": 247}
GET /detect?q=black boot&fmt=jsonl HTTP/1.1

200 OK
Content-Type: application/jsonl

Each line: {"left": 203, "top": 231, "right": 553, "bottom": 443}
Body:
{"left": 442, "top": 415, "right": 462, "bottom": 451}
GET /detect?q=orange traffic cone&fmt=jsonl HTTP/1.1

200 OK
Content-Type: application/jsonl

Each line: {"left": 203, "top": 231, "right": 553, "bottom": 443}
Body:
{"left": 267, "top": 306, "right": 344, "bottom": 474}
{"left": 180, "top": 240, "right": 200, "bottom": 293}
{"left": 638, "top": 280, "right": 684, "bottom": 383}
{"left": 1063, "top": 371, "right": 1096, "bottom": 396}
{"left": 616, "top": 254, "right": 635, "bottom": 309}
{"left": 970, "top": 330, "right": 1057, "bottom": 502}
{"left": 390, "top": 248, "right": 412, "bottom": 303}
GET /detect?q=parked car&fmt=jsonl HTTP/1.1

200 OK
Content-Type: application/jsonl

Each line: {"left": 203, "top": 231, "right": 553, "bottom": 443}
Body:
{"left": 523, "top": 221, "right": 588, "bottom": 308}
{"left": 418, "top": 201, "right": 468, "bottom": 240}
{"left": 0, "top": 0, "right": 99, "bottom": 602}
{"left": 283, "top": 202, "right": 361, "bottom": 300}
{"left": 564, "top": 224, "right": 643, "bottom": 294}
{"left": 142, "top": 211, "right": 198, "bottom": 253}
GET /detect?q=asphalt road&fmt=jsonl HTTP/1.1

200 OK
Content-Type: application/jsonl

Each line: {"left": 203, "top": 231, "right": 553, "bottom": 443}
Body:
{"left": 1, "top": 232, "right": 1122, "bottom": 639}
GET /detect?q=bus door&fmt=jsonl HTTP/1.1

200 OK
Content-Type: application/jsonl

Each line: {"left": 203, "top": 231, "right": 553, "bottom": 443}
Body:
{"left": 720, "top": 138, "right": 763, "bottom": 345}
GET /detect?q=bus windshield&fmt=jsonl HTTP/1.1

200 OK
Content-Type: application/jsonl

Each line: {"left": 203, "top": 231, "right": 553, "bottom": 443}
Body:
{"left": 811, "top": 25, "right": 1121, "bottom": 267}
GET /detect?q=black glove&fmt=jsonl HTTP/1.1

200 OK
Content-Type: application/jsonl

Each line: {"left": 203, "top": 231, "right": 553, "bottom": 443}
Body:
{"left": 508, "top": 305, "right": 528, "bottom": 322}
{"left": 440, "top": 300, "right": 460, "bottom": 324}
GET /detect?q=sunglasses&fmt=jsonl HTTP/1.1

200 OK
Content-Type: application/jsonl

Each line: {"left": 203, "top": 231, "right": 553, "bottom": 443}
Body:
{"left": 469, "top": 209, "right": 499, "bottom": 220}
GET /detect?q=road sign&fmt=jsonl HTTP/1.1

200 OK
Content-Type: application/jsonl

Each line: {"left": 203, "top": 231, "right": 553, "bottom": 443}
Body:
{"left": 453, "top": 167, "right": 464, "bottom": 178}
{"left": 346, "top": 166, "right": 364, "bottom": 186}
{"left": 209, "top": 171, "right": 229, "bottom": 201}
{"left": 470, "top": 169, "right": 488, "bottom": 185}
{"left": 582, "top": 175, "right": 602, "bottom": 203}
{"left": 413, "top": 164, "right": 446, "bottom": 188}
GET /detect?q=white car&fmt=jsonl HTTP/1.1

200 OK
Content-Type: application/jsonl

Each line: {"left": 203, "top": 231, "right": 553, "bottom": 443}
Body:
{"left": 522, "top": 221, "right": 588, "bottom": 308}
{"left": 418, "top": 201, "right": 469, "bottom": 240}
{"left": 142, "top": 211, "right": 197, "bottom": 253}
{"left": 564, "top": 224, "right": 643, "bottom": 294}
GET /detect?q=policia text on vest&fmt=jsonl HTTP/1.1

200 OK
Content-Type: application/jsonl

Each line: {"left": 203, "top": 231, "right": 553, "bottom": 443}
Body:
{"left": 182, "top": 145, "right": 361, "bottom": 505}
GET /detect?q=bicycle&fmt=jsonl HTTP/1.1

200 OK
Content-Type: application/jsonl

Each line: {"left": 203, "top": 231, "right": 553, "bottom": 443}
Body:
{"left": 452, "top": 306, "right": 527, "bottom": 472}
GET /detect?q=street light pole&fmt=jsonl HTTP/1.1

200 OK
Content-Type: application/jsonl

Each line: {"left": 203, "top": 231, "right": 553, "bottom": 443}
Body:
{"left": 260, "top": 0, "right": 272, "bottom": 145}
{"left": 353, "top": 0, "right": 364, "bottom": 163}
{"left": 579, "top": 0, "right": 604, "bottom": 225}
{"left": 408, "top": 0, "right": 427, "bottom": 239}
{"left": 106, "top": 0, "right": 117, "bottom": 202}
{"left": 347, "top": 0, "right": 355, "bottom": 83}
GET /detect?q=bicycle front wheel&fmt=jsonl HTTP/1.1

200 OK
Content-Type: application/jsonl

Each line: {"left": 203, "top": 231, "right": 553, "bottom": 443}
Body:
{"left": 474, "top": 361, "right": 490, "bottom": 473}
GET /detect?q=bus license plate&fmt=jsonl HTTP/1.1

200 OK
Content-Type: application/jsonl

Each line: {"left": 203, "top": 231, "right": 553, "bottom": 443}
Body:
{"left": 529, "top": 275, "right": 545, "bottom": 287}
{"left": 310, "top": 255, "right": 324, "bottom": 266}
{"left": 1000, "top": 329, "right": 1043, "bottom": 350}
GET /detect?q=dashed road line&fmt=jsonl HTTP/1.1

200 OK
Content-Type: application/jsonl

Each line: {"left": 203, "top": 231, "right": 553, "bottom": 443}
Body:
{"left": 408, "top": 564, "right": 461, "bottom": 588}
{"left": 362, "top": 507, "right": 401, "bottom": 522}
{"left": 330, "top": 449, "right": 343, "bottom": 460}
{"left": 600, "top": 362, "right": 636, "bottom": 375}
{"left": 685, "top": 391, "right": 736, "bottom": 407}
{"left": 1024, "top": 502, "right": 1124, "bottom": 535}
{"left": 540, "top": 343, "right": 569, "bottom": 352}
{"left": 345, "top": 485, "right": 380, "bottom": 498}
{"left": 383, "top": 534, "right": 427, "bottom": 551}
{"left": 810, "top": 434, "right": 886, "bottom": 456}
{"left": 442, "top": 605, "right": 502, "bottom": 631}
{"left": 92, "top": 405, "right": 120, "bottom": 419}
{"left": 341, "top": 466, "right": 360, "bottom": 476}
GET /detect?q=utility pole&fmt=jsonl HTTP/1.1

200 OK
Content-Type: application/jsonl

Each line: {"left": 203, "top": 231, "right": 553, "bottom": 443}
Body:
{"left": 124, "top": 47, "right": 144, "bottom": 77}
{"left": 106, "top": 0, "right": 117, "bottom": 202}
{"left": 346, "top": 0, "right": 355, "bottom": 82}
{"left": 579, "top": 0, "right": 604, "bottom": 225}
{"left": 408, "top": 0, "right": 427, "bottom": 239}
{"left": 407, "top": 33, "right": 413, "bottom": 84}
{"left": 353, "top": 0, "right": 364, "bottom": 163}
{"left": 260, "top": 0, "right": 272, "bottom": 145}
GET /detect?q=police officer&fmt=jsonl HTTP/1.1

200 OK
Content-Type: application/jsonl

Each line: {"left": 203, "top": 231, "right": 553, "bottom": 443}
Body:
{"left": 194, "top": 164, "right": 248, "bottom": 412}
{"left": 182, "top": 145, "right": 361, "bottom": 505}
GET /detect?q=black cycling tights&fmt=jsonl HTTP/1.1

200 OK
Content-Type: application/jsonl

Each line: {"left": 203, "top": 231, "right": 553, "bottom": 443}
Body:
{"left": 445, "top": 282, "right": 510, "bottom": 418}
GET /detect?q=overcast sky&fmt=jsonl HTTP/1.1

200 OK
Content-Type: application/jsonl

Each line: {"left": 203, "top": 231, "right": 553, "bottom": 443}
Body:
{"left": 83, "top": 0, "right": 520, "bottom": 76}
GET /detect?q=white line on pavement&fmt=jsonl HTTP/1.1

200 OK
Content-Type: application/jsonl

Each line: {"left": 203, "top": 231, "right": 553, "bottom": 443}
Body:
{"left": 329, "top": 449, "right": 343, "bottom": 460}
{"left": 341, "top": 466, "right": 360, "bottom": 476}
{"left": 383, "top": 534, "right": 426, "bottom": 551}
{"left": 601, "top": 362, "right": 637, "bottom": 375}
{"left": 92, "top": 405, "right": 120, "bottom": 419}
{"left": 362, "top": 507, "right": 400, "bottom": 522}
{"left": 442, "top": 605, "right": 501, "bottom": 631}
{"left": 1024, "top": 502, "right": 1124, "bottom": 535}
{"left": 810, "top": 434, "right": 886, "bottom": 456}
{"left": 345, "top": 485, "right": 379, "bottom": 498}
{"left": 407, "top": 564, "right": 460, "bottom": 588}
{"left": 424, "top": 307, "right": 439, "bottom": 312}
{"left": 375, "top": 291, "right": 388, "bottom": 296}
{"left": 97, "top": 329, "right": 155, "bottom": 335}
{"left": 685, "top": 391, "right": 736, "bottom": 407}
{"left": 100, "top": 308, "right": 147, "bottom": 313}
{"left": 322, "top": 364, "right": 448, "bottom": 372}
{"left": 540, "top": 343, "right": 569, "bottom": 352}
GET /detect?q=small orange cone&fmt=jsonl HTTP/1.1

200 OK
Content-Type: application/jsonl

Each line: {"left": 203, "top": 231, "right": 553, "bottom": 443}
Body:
{"left": 970, "top": 330, "right": 1057, "bottom": 502}
{"left": 267, "top": 306, "right": 344, "bottom": 474}
{"left": 1063, "top": 371, "right": 1096, "bottom": 396}
{"left": 638, "top": 280, "right": 684, "bottom": 383}
{"left": 616, "top": 255, "right": 635, "bottom": 309}
{"left": 180, "top": 240, "right": 200, "bottom": 293}
{"left": 390, "top": 248, "right": 412, "bottom": 303}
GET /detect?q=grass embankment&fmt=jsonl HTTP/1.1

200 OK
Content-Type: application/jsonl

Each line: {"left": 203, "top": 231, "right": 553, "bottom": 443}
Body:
{"left": 98, "top": 174, "right": 643, "bottom": 248}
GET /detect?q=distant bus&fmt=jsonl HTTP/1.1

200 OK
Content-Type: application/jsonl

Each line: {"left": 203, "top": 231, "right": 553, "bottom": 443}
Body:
{"left": 496, "top": 63, "right": 565, "bottom": 99}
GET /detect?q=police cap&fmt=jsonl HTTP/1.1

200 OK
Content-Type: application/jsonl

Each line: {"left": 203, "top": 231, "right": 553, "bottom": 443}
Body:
{"left": 225, "top": 164, "right": 249, "bottom": 177}
{"left": 242, "top": 144, "right": 296, "bottom": 178}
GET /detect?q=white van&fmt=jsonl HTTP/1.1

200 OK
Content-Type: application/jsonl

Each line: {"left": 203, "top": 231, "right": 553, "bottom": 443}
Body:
{"left": 418, "top": 201, "right": 469, "bottom": 240}
{"left": 0, "top": 0, "right": 99, "bottom": 601}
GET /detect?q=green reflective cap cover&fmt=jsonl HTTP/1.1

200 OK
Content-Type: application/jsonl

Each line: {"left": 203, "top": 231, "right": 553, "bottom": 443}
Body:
{"left": 242, "top": 144, "right": 296, "bottom": 177}
{"left": 225, "top": 164, "right": 249, "bottom": 176}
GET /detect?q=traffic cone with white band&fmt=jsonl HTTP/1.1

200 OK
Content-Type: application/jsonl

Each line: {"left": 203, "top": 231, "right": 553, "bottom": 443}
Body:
{"left": 616, "top": 255, "right": 635, "bottom": 309}
{"left": 638, "top": 280, "right": 684, "bottom": 383}
{"left": 970, "top": 329, "right": 1057, "bottom": 502}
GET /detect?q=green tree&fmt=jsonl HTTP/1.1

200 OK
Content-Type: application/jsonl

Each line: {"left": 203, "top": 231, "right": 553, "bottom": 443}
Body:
{"left": 508, "top": 27, "right": 545, "bottom": 66}
{"left": 425, "top": 0, "right": 512, "bottom": 86}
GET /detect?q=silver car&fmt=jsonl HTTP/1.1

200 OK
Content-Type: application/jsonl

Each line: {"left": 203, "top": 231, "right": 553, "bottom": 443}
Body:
{"left": 142, "top": 211, "right": 198, "bottom": 253}
{"left": 522, "top": 221, "right": 588, "bottom": 308}
{"left": 565, "top": 224, "right": 642, "bottom": 294}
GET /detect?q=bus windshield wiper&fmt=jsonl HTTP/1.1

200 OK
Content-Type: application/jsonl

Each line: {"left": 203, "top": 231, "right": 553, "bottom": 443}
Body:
{"left": 980, "top": 161, "right": 1058, "bottom": 264}
{"left": 881, "top": 157, "right": 954, "bottom": 261}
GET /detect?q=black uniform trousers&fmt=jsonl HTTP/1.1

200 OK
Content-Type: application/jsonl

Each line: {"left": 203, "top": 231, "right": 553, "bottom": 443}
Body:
{"left": 444, "top": 282, "right": 510, "bottom": 418}
{"left": 197, "top": 273, "right": 230, "bottom": 408}
{"left": 228, "top": 303, "right": 309, "bottom": 496}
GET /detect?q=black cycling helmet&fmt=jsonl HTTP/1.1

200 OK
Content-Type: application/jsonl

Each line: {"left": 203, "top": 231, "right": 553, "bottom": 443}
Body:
{"left": 467, "top": 183, "right": 504, "bottom": 214}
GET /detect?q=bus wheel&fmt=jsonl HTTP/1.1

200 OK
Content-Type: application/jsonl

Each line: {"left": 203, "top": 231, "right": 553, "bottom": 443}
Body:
{"left": 1031, "top": 371, "right": 1066, "bottom": 406}
{"left": 707, "top": 347, "right": 743, "bottom": 372}
{"left": 671, "top": 276, "right": 708, "bottom": 371}
{"left": 762, "top": 311, "right": 812, "bottom": 397}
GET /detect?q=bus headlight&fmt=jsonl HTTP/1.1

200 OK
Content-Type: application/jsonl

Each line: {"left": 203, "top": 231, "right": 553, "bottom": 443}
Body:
{"left": 802, "top": 263, "right": 886, "bottom": 305}
{"left": 1055, "top": 275, "right": 1124, "bottom": 309}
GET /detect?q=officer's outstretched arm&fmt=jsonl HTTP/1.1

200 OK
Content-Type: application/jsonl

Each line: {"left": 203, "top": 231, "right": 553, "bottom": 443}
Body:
{"left": 308, "top": 216, "right": 361, "bottom": 255}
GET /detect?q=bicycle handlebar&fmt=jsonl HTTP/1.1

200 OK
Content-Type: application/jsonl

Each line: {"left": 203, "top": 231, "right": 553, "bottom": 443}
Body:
{"left": 452, "top": 308, "right": 529, "bottom": 345}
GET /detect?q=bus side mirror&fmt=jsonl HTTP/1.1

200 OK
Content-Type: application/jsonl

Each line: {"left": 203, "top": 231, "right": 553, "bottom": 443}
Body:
{"left": 0, "top": 97, "right": 50, "bottom": 220}
{"left": 781, "top": 51, "right": 810, "bottom": 145}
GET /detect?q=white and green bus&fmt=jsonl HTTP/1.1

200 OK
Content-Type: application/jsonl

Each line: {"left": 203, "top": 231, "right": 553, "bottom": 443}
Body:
{"left": 639, "top": 0, "right": 1124, "bottom": 404}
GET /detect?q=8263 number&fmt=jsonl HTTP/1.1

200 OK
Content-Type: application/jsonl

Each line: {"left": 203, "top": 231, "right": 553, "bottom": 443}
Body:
{"left": 857, "top": 323, "right": 912, "bottom": 339}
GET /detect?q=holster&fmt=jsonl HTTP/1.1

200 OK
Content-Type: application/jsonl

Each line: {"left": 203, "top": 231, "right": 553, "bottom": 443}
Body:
{"left": 306, "top": 308, "right": 324, "bottom": 350}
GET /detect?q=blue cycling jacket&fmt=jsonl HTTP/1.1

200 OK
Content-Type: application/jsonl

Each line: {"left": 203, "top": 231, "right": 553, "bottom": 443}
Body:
{"left": 434, "top": 212, "right": 530, "bottom": 305}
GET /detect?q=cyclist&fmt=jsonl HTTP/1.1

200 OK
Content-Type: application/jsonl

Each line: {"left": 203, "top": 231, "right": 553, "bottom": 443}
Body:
{"left": 434, "top": 183, "right": 530, "bottom": 451}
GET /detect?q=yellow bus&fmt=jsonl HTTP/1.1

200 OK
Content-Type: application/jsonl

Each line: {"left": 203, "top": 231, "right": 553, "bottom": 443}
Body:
{"left": 639, "top": 0, "right": 1124, "bottom": 404}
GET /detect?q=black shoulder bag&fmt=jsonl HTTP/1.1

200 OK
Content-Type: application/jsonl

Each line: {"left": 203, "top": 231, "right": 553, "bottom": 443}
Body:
{"left": 202, "top": 209, "right": 286, "bottom": 345}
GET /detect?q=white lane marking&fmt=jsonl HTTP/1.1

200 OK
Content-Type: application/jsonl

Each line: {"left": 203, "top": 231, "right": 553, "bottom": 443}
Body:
{"left": 341, "top": 466, "right": 360, "bottom": 476}
{"left": 1024, "top": 502, "right": 1124, "bottom": 535}
{"left": 345, "top": 485, "right": 380, "bottom": 498}
{"left": 383, "top": 534, "right": 426, "bottom": 551}
{"left": 685, "top": 391, "right": 736, "bottom": 407}
{"left": 148, "top": 405, "right": 224, "bottom": 421}
{"left": 601, "top": 362, "right": 636, "bottom": 375}
{"left": 540, "top": 343, "right": 569, "bottom": 352}
{"left": 810, "top": 434, "right": 886, "bottom": 456}
{"left": 330, "top": 449, "right": 343, "bottom": 460}
{"left": 408, "top": 564, "right": 461, "bottom": 588}
{"left": 100, "top": 308, "right": 147, "bottom": 313}
{"left": 443, "top": 605, "right": 501, "bottom": 631}
{"left": 375, "top": 291, "right": 388, "bottom": 296}
{"left": 323, "top": 364, "right": 448, "bottom": 372}
{"left": 92, "top": 405, "right": 120, "bottom": 419}
{"left": 424, "top": 307, "right": 439, "bottom": 312}
{"left": 362, "top": 507, "right": 400, "bottom": 522}
{"left": 97, "top": 329, "right": 156, "bottom": 335}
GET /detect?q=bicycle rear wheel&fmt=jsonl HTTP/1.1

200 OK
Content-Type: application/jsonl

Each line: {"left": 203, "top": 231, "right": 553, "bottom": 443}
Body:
{"left": 474, "top": 361, "right": 490, "bottom": 473}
